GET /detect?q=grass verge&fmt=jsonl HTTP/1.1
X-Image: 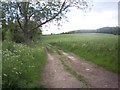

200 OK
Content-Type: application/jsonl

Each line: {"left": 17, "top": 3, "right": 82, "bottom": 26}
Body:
{"left": 2, "top": 40, "right": 46, "bottom": 88}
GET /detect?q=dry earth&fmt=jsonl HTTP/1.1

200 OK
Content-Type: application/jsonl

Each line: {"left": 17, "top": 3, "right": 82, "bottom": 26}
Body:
{"left": 42, "top": 45, "right": 118, "bottom": 88}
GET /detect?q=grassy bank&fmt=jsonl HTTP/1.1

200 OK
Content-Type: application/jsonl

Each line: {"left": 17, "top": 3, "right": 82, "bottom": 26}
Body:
{"left": 40, "top": 33, "right": 118, "bottom": 73}
{"left": 2, "top": 40, "right": 46, "bottom": 88}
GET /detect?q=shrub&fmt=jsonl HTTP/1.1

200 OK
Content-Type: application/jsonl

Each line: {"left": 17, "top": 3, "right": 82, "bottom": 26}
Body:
{"left": 2, "top": 41, "right": 46, "bottom": 88}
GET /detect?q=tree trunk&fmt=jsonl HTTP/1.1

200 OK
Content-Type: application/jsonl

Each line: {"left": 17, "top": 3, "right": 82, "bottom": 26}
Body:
{"left": 23, "top": 2, "right": 29, "bottom": 44}
{"left": 23, "top": 28, "right": 29, "bottom": 44}
{"left": 23, "top": 14, "right": 29, "bottom": 44}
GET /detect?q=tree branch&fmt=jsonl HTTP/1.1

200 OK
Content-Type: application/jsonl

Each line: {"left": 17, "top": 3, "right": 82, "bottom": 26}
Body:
{"left": 16, "top": 14, "right": 24, "bottom": 31}
{"left": 32, "top": 0, "right": 67, "bottom": 30}
{"left": 29, "top": 12, "right": 34, "bottom": 19}
{"left": 16, "top": 2, "right": 24, "bottom": 16}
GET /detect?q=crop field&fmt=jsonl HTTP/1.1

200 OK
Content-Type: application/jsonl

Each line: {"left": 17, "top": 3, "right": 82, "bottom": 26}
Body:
{"left": 40, "top": 33, "right": 119, "bottom": 73}
{"left": 2, "top": 40, "right": 46, "bottom": 88}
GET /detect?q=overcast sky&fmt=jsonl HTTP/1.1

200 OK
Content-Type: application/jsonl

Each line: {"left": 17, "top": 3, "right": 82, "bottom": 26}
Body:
{"left": 42, "top": 0, "right": 119, "bottom": 34}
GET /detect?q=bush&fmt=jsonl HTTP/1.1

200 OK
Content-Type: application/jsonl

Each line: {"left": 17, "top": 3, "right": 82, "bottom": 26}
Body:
{"left": 2, "top": 22, "right": 24, "bottom": 43}
{"left": 2, "top": 41, "right": 46, "bottom": 88}
{"left": 11, "top": 30, "right": 24, "bottom": 43}
{"left": 2, "top": 21, "right": 42, "bottom": 43}
{"left": 29, "top": 28, "right": 42, "bottom": 42}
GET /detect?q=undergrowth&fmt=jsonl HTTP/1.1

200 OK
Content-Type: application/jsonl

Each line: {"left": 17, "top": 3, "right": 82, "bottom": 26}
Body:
{"left": 2, "top": 40, "right": 46, "bottom": 88}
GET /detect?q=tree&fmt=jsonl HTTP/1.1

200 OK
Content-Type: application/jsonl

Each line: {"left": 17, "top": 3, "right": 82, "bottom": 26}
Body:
{"left": 1, "top": 0, "right": 90, "bottom": 43}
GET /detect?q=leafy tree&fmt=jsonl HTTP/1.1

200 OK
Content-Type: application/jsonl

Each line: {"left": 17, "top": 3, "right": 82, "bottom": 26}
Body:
{"left": 1, "top": 0, "right": 90, "bottom": 43}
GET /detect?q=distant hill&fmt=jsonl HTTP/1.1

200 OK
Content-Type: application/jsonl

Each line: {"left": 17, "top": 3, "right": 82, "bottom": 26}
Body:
{"left": 96, "top": 27, "right": 120, "bottom": 35}
{"left": 66, "top": 29, "right": 96, "bottom": 34}
{"left": 62, "top": 27, "right": 120, "bottom": 35}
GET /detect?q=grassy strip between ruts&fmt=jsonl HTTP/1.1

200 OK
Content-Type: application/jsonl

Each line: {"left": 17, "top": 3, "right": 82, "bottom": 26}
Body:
{"left": 2, "top": 40, "right": 47, "bottom": 88}
{"left": 60, "top": 56, "right": 92, "bottom": 88}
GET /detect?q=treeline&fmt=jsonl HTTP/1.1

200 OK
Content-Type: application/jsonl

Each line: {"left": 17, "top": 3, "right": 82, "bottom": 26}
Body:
{"left": 63, "top": 27, "right": 120, "bottom": 35}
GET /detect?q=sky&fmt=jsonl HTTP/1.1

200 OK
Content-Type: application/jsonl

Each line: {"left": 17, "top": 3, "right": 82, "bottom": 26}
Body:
{"left": 42, "top": 0, "right": 119, "bottom": 34}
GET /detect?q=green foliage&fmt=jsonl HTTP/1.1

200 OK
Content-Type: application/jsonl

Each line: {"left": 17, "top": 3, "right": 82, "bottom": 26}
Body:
{"left": 29, "top": 28, "right": 42, "bottom": 41}
{"left": 4, "top": 30, "right": 13, "bottom": 41}
{"left": 8, "top": 22, "right": 24, "bottom": 43}
{"left": 40, "top": 33, "right": 118, "bottom": 73}
{"left": 2, "top": 28, "right": 6, "bottom": 41}
{"left": 2, "top": 21, "right": 24, "bottom": 43}
{"left": 28, "top": 21, "right": 42, "bottom": 41}
{"left": 2, "top": 40, "right": 46, "bottom": 88}
{"left": 2, "top": 21, "right": 42, "bottom": 43}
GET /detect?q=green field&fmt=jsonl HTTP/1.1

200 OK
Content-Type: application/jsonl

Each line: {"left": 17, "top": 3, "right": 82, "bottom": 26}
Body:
{"left": 40, "top": 33, "right": 119, "bottom": 73}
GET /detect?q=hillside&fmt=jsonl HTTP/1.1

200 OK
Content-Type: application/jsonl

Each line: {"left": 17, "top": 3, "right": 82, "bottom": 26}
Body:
{"left": 64, "top": 27, "right": 120, "bottom": 35}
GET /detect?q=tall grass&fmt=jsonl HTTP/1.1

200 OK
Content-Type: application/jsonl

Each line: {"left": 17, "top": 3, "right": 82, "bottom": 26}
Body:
{"left": 40, "top": 33, "right": 118, "bottom": 73}
{"left": 2, "top": 40, "right": 46, "bottom": 88}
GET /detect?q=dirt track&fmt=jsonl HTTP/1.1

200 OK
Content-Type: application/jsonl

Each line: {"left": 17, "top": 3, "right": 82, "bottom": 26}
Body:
{"left": 42, "top": 45, "right": 118, "bottom": 88}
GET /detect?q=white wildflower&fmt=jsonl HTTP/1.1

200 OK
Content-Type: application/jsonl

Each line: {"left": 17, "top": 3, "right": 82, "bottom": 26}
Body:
{"left": 3, "top": 73, "right": 7, "bottom": 77}
{"left": 15, "top": 72, "right": 18, "bottom": 75}
{"left": 31, "top": 66, "right": 35, "bottom": 67}
{"left": 13, "top": 68, "right": 16, "bottom": 70}
{"left": 19, "top": 72, "right": 21, "bottom": 74}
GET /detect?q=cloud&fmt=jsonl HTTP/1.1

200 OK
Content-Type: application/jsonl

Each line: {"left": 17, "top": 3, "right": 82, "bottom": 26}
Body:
{"left": 42, "top": 1, "right": 118, "bottom": 34}
{"left": 93, "top": 0, "right": 119, "bottom": 2}
{"left": 92, "top": 2, "right": 118, "bottom": 12}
